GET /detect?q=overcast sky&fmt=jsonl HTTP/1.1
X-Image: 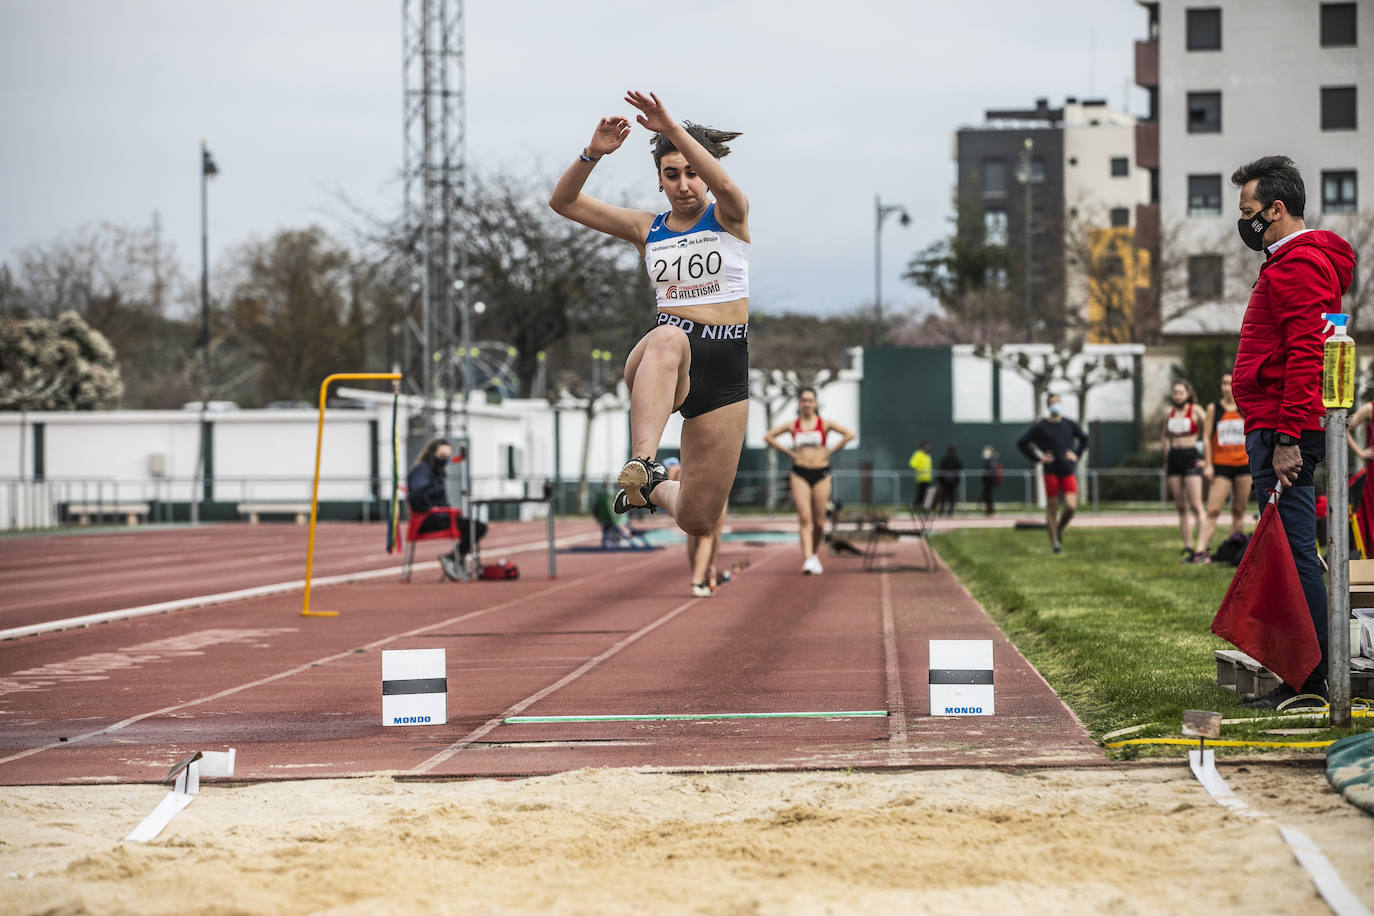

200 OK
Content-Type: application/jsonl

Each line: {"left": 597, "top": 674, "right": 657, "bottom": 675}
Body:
{"left": 0, "top": 0, "right": 1147, "bottom": 319}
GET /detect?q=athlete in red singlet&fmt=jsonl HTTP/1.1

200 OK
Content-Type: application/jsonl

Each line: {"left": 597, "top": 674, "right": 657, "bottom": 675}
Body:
{"left": 763, "top": 387, "right": 855, "bottom": 575}
{"left": 1163, "top": 379, "right": 1208, "bottom": 562}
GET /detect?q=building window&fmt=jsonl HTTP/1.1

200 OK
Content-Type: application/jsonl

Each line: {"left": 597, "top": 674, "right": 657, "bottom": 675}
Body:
{"left": 1187, "top": 91, "right": 1222, "bottom": 133}
{"left": 1110, "top": 156, "right": 1129, "bottom": 177}
{"left": 1186, "top": 8, "right": 1222, "bottom": 50}
{"left": 1320, "top": 3, "right": 1356, "bottom": 47}
{"left": 1323, "top": 171, "right": 1357, "bottom": 214}
{"left": 984, "top": 208, "right": 1008, "bottom": 246}
{"left": 982, "top": 158, "right": 1007, "bottom": 195}
{"left": 1110, "top": 207, "right": 1130, "bottom": 228}
{"left": 1322, "top": 86, "right": 1357, "bottom": 130}
{"left": 1188, "top": 255, "right": 1224, "bottom": 300}
{"left": 1187, "top": 174, "right": 1222, "bottom": 216}
{"left": 1029, "top": 155, "right": 1046, "bottom": 184}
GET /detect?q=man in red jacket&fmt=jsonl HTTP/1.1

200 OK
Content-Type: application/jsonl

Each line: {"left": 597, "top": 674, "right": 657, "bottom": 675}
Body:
{"left": 1229, "top": 155, "right": 1357, "bottom": 708}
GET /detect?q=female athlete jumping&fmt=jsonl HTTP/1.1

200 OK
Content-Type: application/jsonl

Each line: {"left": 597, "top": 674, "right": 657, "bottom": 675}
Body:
{"left": 550, "top": 90, "right": 748, "bottom": 537}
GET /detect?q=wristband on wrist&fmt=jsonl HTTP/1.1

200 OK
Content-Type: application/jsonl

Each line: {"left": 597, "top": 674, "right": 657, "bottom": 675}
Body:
{"left": 578, "top": 148, "right": 600, "bottom": 163}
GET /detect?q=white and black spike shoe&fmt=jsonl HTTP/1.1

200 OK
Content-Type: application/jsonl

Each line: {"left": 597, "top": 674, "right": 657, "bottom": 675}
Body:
{"left": 613, "top": 456, "right": 667, "bottom": 514}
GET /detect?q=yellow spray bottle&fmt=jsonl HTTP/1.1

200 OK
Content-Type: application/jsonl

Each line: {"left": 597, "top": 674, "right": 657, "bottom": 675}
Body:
{"left": 1322, "top": 312, "right": 1355, "bottom": 410}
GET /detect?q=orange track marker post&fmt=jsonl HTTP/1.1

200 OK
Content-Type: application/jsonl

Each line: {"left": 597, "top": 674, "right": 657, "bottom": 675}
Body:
{"left": 302, "top": 372, "right": 403, "bottom": 618}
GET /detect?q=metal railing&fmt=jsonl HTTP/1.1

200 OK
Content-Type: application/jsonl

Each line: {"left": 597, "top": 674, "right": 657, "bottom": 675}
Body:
{"left": 0, "top": 468, "right": 1182, "bottom": 532}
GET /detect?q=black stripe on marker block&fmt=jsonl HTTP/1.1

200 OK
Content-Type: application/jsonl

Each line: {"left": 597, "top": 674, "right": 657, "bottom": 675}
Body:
{"left": 928, "top": 669, "right": 994, "bottom": 685}
{"left": 382, "top": 677, "right": 448, "bottom": 696}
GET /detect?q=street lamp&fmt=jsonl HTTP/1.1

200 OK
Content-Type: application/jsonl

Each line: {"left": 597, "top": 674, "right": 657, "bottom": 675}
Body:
{"left": 191, "top": 141, "right": 218, "bottom": 525}
{"left": 874, "top": 194, "right": 911, "bottom": 344}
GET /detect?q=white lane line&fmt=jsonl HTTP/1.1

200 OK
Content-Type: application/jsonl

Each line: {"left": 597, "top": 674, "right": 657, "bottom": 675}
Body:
{"left": 410, "top": 544, "right": 787, "bottom": 774}
{"left": 0, "top": 531, "right": 598, "bottom": 642}
{"left": 880, "top": 570, "right": 908, "bottom": 759}
{"left": 0, "top": 553, "right": 666, "bottom": 770}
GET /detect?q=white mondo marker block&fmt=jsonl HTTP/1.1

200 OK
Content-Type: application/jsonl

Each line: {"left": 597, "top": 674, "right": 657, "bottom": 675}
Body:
{"left": 929, "top": 639, "right": 994, "bottom": 716}
{"left": 382, "top": 648, "right": 447, "bottom": 726}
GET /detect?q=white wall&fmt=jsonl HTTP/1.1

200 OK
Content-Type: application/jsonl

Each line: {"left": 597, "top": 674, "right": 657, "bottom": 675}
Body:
{"left": 952, "top": 344, "right": 1141, "bottom": 424}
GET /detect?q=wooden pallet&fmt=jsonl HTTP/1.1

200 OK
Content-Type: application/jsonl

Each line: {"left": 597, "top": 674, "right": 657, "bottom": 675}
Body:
{"left": 1213, "top": 649, "right": 1280, "bottom": 697}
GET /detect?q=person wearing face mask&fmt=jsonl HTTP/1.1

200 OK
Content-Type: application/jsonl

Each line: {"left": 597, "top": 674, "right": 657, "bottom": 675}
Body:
{"left": 406, "top": 438, "right": 488, "bottom": 582}
{"left": 1016, "top": 393, "right": 1088, "bottom": 554}
{"left": 1229, "top": 155, "right": 1356, "bottom": 708}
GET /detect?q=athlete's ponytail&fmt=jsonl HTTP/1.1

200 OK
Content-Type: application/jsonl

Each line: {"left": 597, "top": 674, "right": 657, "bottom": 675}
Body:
{"left": 652, "top": 121, "right": 741, "bottom": 166}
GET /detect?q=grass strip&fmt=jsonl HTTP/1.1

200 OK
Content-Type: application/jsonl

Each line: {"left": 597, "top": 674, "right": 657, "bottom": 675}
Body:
{"left": 936, "top": 525, "right": 1370, "bottom": 757}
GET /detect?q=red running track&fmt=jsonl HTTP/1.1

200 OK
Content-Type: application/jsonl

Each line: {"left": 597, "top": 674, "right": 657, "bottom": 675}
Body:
{"left": 0, "top": 521, "right": 1104, "bottom": 785}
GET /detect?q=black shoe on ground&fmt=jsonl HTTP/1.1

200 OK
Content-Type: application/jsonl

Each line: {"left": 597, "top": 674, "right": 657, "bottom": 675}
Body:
{"left": 1240, "top": 682, "right": 1327, "bottom": 709}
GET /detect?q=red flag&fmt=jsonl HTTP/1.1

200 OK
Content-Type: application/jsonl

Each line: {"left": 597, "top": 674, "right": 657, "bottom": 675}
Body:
{"left": 1211, "top": 487, "right": 1321, "bottom": 689}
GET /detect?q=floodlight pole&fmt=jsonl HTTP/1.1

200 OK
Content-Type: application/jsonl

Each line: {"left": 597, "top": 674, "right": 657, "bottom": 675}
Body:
{"left": 1326, "top": 410, "right": 1352, "bottom": 727}
{"left": 874, "top": 194, "right": 910, "bottom": 346}
{"left": 191, "top": 141, "right": 217, "bottom": 525}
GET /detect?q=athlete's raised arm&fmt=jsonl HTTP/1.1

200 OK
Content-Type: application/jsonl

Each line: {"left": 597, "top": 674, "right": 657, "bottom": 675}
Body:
{"left": 549, "top": 115, "right": 654, "bottom": 247}
{"left": 625, "top": 91, "right": 749, "bottom": 236}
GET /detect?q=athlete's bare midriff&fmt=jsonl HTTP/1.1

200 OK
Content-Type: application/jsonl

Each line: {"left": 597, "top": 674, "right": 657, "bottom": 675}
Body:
{"left": 791, "top": 442, "right": 829, "bottom": 470}
{"left": 657, "top": 298, "right": 748, "bottom": 326}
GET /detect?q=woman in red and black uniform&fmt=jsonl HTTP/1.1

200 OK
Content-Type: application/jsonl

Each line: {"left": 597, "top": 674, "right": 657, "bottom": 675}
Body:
{"left": 1163, "top": 379, "right": 1208, "bottom": 562}
{"left": 763, "top": 387, "right": 855, "bottom": 575}
{"left": 1197, "top": 372, "right": 1250, "bottom": 560}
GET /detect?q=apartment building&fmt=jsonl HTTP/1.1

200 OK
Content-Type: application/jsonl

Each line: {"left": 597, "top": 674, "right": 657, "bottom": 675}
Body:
{"left": 1134, "top": 0, "right": 1371, "bottom": 337}
{"left": 955, "top": 97, "right": 1148, "bottom": 342}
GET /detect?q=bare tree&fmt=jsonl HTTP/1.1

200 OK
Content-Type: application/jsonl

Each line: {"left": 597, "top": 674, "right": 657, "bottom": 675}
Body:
{"left": 0, "top": 311, "right": 123, "bottom": 410}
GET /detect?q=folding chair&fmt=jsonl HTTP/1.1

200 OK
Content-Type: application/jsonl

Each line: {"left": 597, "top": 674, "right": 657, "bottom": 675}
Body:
{"left": 399, "top": 508, "right": 467, "bottom": 581}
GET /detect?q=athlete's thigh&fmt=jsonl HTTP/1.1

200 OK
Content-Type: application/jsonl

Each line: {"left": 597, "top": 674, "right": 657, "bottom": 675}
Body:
{"left": 1186, "top": 474, "right": 1204, "bottom": 505}
{"left": 789, "top": 473, "right": 814, "bottom": 524}
{"left": 1206, "top": 476, "right": 1233, "bottom": 513}
{"left": 678, "top": 400, "right": 749, "bottom": 520}
{"left": 810, "top": 474, "right": 832, "bottom": 520}
{"left": 1232, "top": 474, "right": 1252, "bottom": 513}
{"left": 1166, "top": 475, "right": 1184, "bottom": 502}
{"left": 623, "top": 325, "right": 691, "bottom": 393}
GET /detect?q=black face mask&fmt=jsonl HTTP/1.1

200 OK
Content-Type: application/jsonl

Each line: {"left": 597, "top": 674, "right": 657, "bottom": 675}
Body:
{"left": 1237, "top": 208, "right": 1273, "bottom": 252}
{"left": 431, "top": 455, "right": 449, "bottom": 472}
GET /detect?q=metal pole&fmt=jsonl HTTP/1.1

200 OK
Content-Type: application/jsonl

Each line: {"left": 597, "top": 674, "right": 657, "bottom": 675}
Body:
{"left": 1326, "top": 411, "right": 1352, "bottom": 727}
{"left": 873, "top": 193, "right": 882, "bottom": 328}
{"left": 1021, "top": 137, "right": 1034, "bottom": 342}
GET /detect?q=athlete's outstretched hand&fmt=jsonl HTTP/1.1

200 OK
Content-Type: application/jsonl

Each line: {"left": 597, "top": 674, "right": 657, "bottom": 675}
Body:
{"left": 587, "top": 116, "right": 632, "bottom": 158}
{"left": 625, "top": 90, "right": 674, "bottom": 134}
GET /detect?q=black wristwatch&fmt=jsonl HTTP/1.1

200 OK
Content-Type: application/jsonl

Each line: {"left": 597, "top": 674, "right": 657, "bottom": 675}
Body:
{"left": 1274, "top": 432, "right": 1300, "bottom": 447}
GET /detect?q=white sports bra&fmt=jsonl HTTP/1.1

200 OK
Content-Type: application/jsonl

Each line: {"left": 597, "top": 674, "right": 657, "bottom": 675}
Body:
{"left": 644, "top": 203, "right": 749, "bottom": 308}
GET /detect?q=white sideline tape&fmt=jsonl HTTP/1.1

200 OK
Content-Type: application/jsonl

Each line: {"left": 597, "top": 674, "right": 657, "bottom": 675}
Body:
{"left": 0, "top": 531, "right": 596, "bottom": 642}
{"left": 125, "top": 791, "right": 193, "bottom": 843}
{"left": 1189, "top": 749, "right": 1371, "bottom": 916}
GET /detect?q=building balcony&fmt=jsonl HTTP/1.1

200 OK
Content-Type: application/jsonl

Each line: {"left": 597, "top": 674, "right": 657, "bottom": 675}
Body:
{"left": 1135, "top": 40, "right": 1158, "bottom": 88}
{"left": 1135, "top": 203, "right": 1160, "bottom": 251}
{"left": 1135, "top": 120, "right": 1159, "bottom": 170}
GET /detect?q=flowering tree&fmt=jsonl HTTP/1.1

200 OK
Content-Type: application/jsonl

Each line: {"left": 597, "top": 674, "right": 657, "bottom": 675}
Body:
{"left": 0, "top": 311, "right": 123, "bottom": 410}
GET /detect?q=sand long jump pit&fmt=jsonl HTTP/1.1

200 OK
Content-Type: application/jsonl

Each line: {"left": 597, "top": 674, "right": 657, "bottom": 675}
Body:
{"left": 3, "top": 763, "right": 1371, "bottom": 914}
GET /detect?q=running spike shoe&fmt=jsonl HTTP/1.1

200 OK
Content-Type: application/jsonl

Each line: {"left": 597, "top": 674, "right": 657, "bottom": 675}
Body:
{"left": 613, "top": 456, "right": 667, "bottom": 513}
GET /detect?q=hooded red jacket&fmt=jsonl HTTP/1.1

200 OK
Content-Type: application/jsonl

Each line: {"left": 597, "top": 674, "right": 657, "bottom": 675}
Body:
{"left": 1232, "top": 229, "right": 1357, "bottom": 437}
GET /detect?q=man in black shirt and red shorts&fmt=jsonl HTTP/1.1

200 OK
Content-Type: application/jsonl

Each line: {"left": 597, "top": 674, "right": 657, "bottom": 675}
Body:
{"left": 1017, "top": 393, "right": 1089, "bottom": 554}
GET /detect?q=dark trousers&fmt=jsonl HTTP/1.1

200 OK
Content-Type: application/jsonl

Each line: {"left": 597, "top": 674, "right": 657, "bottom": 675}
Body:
{"left": 981, "top": 480, "right": 997, "bottom": 515}
{"left": 417, "top": 510, "right": 487, "bottom": 556}
{"left": 1246, "top": 428, "right": 1327, "bottom": 686}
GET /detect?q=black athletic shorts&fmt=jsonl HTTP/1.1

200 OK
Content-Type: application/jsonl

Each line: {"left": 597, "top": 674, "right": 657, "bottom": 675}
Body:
{"left": 1166, "top": 446, "right": 1202, "bottom": 476}
{"left": 649, "top": 312, "right": 749, "bottom": 419}
{"left": 790, "top": 465, "right": 831, "bottom": 486}
{"left": 1212, "top": 463, "right": 1249, "bottom": 481}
